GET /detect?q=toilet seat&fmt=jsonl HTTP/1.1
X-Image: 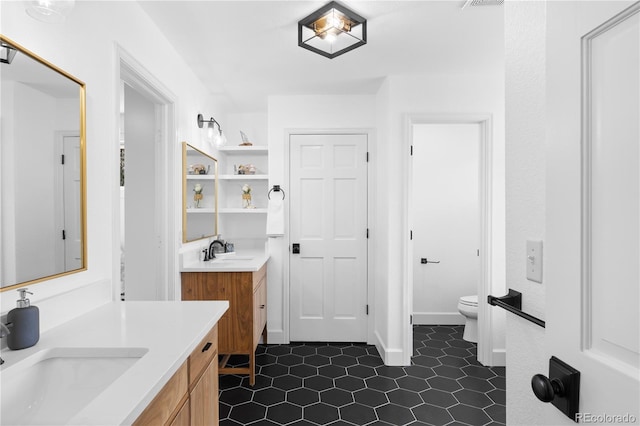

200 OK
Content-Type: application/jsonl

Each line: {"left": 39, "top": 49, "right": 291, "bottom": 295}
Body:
{"left": 459, "top": 295, "right": 478, "bottom": 307}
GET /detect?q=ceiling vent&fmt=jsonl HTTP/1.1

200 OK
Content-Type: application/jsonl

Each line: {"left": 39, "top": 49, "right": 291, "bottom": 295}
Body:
{"left": 462, "top": 0, "right": 504, "bottom": 9}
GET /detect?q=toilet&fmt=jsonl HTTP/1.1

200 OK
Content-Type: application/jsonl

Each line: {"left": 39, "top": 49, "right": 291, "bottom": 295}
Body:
{"left": 458, "top": 295, "right": 478, "bottom": 343}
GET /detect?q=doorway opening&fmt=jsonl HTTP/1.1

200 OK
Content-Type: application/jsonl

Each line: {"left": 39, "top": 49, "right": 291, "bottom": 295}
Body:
{"left": 117, "top": 48, "right": 176, "bottom": 301}
{"left": 404, "top": 114, "right": 494, "bottom": 366}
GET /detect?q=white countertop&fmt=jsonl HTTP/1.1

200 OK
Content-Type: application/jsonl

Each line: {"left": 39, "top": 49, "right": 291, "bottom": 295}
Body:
{"left": 181, "top": 249, "right": 269, "bottom": 272}
{"left": 0, "top": 301, "right": 228, "bottom": 425}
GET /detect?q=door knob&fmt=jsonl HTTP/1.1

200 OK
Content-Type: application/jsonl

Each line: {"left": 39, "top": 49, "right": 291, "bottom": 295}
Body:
{"left": 531, "top": 356, "right": 580, "bottom": 422}
{"left": 531, "top": 374, "right": 565, "bottom": 402}
{"left": 292, "top": 243, "right": 300, "bottom": 254}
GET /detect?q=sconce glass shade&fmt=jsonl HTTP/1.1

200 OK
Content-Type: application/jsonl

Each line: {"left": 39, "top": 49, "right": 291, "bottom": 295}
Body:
{"left": 298, "top": 1, "right": 366, "bottom": 59}
{"left": 0, "top": 42, "right": 17, "bottom": 64}
{"left": 197, "top": 113, "right": 226, "bottom": 147}
{"left": 25, "top": 0, "right": 75, "bottom": 23}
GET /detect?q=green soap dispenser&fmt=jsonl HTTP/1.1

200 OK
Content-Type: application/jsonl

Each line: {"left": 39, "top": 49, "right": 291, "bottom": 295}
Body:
{"left": 6, "top": 288, "right": 39, "bottom": 350}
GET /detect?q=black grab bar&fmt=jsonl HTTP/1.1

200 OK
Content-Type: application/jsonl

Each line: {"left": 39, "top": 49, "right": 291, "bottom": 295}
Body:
{"left": 488, "top": 289, "right": 545, "bottom": 328}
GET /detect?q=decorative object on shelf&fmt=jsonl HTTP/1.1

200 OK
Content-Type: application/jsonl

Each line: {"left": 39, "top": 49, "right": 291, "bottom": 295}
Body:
{"left": 298, "top": 1, "right": 367, "bottom": 59}
{"left": 242, "top": 184, "right": 252, "bottom": 208}
{"left": 193, "top": 183, "right": 204, "bottom": 208}
{"left": 236, "top": 163, "right": 257, "bottom": 175}
{"left": 239, "top": 131, "right": 253, "bottom": 146}
{"left": 188, "top": 163, "right": 209, "bottom": 175}
{"left": 197, "top": 113, "right": 227, "bottom": 147}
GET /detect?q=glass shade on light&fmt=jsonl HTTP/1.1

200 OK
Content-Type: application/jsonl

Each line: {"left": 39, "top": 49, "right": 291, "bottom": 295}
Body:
{"left": 25, "top": 0, "right": 75, "bottom": 23}
{"left": 212, "top": 127, "right": 227, "bottom": 148}
{"left": 298, "top": 1, "right": 366, "bottom": 59}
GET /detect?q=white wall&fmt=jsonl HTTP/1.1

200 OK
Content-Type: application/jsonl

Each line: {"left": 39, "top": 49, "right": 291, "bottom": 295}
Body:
{"left": 377, "top": 73, "right": 506, "bottom": 364}
{"left": 123, "top": 84, "right": 157, "bottom": 300}
{"left": 0, "top": 1, "right": 223, "bottom": 331}
{"left": 412, "top": 123, "right": 479, "bottom": 325}
{"left": 504, "top": 2, "right": 547, "bottom": 422}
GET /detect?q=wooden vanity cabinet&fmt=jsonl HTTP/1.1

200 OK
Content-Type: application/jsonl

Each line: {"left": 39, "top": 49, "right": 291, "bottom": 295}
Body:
{"left": 181, "top": 264, "right": 267, "bottom": 386}
{"left": 134, "top": 325, "right": 219, "bottom": 426}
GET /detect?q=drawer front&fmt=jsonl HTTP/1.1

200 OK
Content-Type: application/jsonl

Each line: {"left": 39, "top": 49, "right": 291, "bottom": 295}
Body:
{"left": 252, "top": 264, "right": 267, "bottom": 292}
{"left": 189, "top": 325, "right": 218, "bottom": 386}
{"left": 133, "top": 361, "right": 188, "bottom": 426}
{"left": 253, "top": 277, "right": 267, "bottom": 345}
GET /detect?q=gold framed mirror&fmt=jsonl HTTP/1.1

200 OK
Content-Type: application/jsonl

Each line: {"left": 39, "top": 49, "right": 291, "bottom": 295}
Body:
{"left": 182, "top": 142, "right": 218, "bottom": 242}
{"left": 1, "top": 35, "right": 87, "bottom": 291}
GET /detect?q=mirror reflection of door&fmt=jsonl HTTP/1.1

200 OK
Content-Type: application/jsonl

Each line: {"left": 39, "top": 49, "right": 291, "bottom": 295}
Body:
{"left": 57, "top": 133, "right": 82, "bottom": 272}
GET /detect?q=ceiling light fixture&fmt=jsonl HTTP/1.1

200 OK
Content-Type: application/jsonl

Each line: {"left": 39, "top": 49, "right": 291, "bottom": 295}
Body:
{"left": 0, "top": 42, "right": 17, "bottom": 64}
{"left": 197, "top": 114, "right": 227, "bottom": 147}
{"left": 25, "top": 0, "right": 76, "bottom": 23}
{"left": 298, "top": 1, "right": 367, "bottom": 59}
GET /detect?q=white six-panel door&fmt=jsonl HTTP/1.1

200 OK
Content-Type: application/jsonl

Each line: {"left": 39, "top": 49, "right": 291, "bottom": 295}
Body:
{"left": 546, "top": 2, "right": 639, "bottom": 422}
{"left": 289, "top": 133, "right": 368, "bottom": 342}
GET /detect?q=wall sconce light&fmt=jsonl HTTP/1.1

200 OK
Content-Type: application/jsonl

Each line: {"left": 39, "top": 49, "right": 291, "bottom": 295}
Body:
{"left": 197, "top": 113, "right": 227, "bottom": 147}
{"left": 0, "top": 42, "right": 17, "bottom": 64}
{"left": 25, "top": 0, "right": 76, "bottom": 23}
{"left": 298, "top": 1, "right": 367, "bottom": 59}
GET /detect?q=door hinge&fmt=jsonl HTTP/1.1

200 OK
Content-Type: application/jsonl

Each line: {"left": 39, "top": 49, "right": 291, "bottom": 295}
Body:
{"left": 477, "top": 249, "right": 480, "bottom": 256}
{"left": 410, "top": 315, "right": 413, "bottom": 325}
{"left": 62, "top": 229, "right": 66, "bottom": 240}
{"left": 410, "top": 145, "right": 413, "bottom": 156}
{"left": 366, "top": 305, "right": 369, "bottom": 315}
{"left": 410, "top": 230, "right": 413, "bottom": 240}
{"left": 366, "top": 152, "right": 369, "bottom": 162}
{"left": 61, "top": 154, "right": 65, "bottom": 165}
{"left": 366, "top": 228, "right": 369, "bottom": 239}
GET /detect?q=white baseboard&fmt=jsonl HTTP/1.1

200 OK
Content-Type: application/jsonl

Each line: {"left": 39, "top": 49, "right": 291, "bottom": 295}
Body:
{"left": 413, "top": 312, "right": 465, "bottom": 325}
{"left": 491, "top": 348, "right": 506, "bottom": 367}
{"left": 373, "top": 330, "right": 407, "bottom": 366}
{"left": 267, "top": 328, "right": 286, "bottom": 345}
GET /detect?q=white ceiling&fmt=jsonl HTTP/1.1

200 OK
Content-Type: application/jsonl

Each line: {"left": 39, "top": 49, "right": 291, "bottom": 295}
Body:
{"left": 139, "top": 0, "right": 504, "bottom": 112}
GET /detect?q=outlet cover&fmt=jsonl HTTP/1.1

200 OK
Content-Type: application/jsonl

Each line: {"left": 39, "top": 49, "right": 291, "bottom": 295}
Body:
{"left": 526, "top": 240, "right": 543, "bottom": 283}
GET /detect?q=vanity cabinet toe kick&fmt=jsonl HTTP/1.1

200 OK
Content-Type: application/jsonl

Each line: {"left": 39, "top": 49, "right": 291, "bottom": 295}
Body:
{"left": 181, "top": 263, "right": 267, "bottom": 386}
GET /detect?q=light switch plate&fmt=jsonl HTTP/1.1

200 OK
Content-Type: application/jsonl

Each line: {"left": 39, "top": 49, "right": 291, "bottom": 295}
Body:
{"left": 526, "top": 240, "right": 543, "bottom": 283}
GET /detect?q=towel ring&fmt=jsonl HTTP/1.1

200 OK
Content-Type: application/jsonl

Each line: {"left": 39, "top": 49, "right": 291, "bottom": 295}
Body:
{"left": 268, "top": 185, "right": 286, "bottom": 200}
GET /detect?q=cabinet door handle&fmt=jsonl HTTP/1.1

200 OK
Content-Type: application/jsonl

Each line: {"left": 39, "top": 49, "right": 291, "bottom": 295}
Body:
{"left": 202, "top": 342, "right": 212, "bottom": 352}
{"left": 260, "top": 305, "right": 265, "bottom": 309}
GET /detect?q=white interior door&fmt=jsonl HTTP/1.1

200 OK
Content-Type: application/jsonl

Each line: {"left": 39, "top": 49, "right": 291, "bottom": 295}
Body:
{"left": 289, "top": 133, "right": 368, "bottom": 342}
{"left": 546, "top": 2, "right": 639, "bottom": 422}
{"left": 62, "top": 135, "right": 82, "bottom": 271}
{"left": 412, "top": 123, "right": 479, "bottom": 325}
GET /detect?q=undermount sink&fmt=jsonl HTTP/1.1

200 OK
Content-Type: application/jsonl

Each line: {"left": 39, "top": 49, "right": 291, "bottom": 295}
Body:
{"left": 0, "top": 347, "right": 148, "bottom": 425}
{"left": 212, "top": 256, "right": 254, "bottom": 262}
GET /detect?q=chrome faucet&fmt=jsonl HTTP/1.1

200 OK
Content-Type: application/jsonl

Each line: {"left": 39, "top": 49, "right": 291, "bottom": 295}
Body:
{"left": 209, "top": 240, "right": 225, "bottom": 259}
{"left": 0, "top": 322, "right": 10, "bottom": 365}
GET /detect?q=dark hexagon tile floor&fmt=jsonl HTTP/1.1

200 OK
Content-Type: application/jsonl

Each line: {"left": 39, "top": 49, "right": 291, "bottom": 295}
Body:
{"left": 219, "top": 325, "right": 505, "bottom": 426}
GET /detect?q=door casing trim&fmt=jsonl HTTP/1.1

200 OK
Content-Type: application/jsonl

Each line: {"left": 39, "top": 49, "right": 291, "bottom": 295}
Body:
{"left": 403, "top": 114, "right": 495, "bottom": 366}
{"left": 115, "top": 44, "right": 177, "bottom": 302}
